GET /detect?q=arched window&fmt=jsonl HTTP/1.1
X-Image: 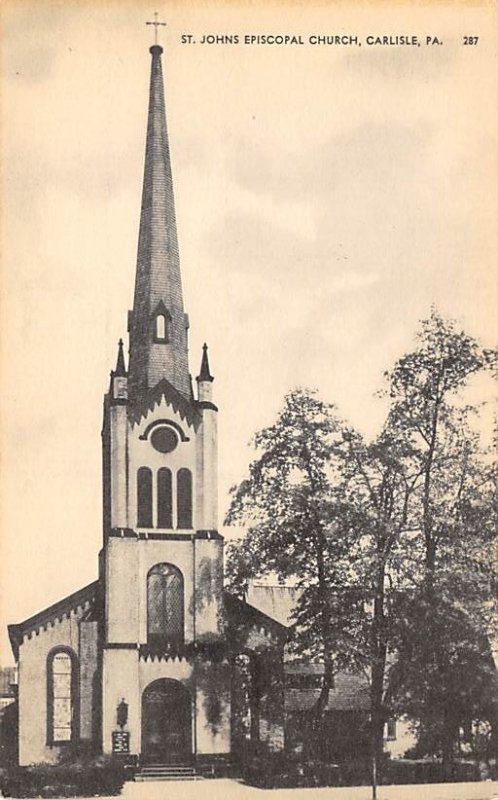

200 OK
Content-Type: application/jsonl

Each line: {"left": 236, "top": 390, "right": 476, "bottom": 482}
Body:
{"left": 177, "top": 469, "right": 192, "bottom": 529}
{"left": 137, "top": 467, "right": 153, "bottom": 528}
{"left": 156, "top": 314, "right": 167, "bottom": 341}
{"left": 47, "top": 648, "right": 78, "bottom": 745}
{"left": 157, "top": 468, "right": 172, "bottom": 529}
{"left": 147, "top": 563, "right": 184, "bottom": 648}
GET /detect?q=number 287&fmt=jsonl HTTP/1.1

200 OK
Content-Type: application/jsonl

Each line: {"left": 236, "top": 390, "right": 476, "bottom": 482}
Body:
{"left": 463, "top": 36, "right": 479, "bottom": 45}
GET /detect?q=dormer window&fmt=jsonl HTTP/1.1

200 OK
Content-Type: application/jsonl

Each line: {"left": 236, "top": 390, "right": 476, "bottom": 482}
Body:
{"left": 152, "top": 303, "right": 172, "bottom": 343}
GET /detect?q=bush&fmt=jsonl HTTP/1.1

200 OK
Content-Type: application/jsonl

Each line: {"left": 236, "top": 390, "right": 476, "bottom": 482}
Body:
{"left": 337, "top": 758, "right": 373, "bottom": 786}
{"left": 239, "top": 752, "right": 482, "bottom": 789}
{"left": 241, "top": 753, "right": 340, "bottom": 788}
{"left": 383, "top": 758, "right": 481, "bottom": 785}
{"left": 0, "top": 755, "right": 126, "bottom": 798}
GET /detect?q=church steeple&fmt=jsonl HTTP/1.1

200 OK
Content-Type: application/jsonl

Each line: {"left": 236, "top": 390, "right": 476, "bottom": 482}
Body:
{"left": 127, "top": 44, "right": 190, "bottom": 404}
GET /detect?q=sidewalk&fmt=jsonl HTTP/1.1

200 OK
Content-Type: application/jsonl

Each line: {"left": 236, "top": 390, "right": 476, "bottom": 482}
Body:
{"left": 117, "top": 779, "right": 498, "bottom": 800}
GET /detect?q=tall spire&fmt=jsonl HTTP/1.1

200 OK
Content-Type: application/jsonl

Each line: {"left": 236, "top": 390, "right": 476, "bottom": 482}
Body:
{"left": 127, "top": 44, "right": 190, "bottom": 403}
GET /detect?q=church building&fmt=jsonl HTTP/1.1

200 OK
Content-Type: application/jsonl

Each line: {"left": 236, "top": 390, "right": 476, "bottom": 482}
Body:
{"left": 8, "top": 42, "right": 286, "bottom": 770}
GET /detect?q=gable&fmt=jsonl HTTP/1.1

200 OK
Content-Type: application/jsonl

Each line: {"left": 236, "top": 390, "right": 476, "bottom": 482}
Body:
{"left": 224, "top": 591, "right": 288, "bottom": 651}
{"left": 128, "top": 377, "right": 201, "bottom": 430}
{"left": 8, "top": 580, "right": 99, "bottom": 660}
{"left": 247, "top": 583, "right": 300, "bottom": 627}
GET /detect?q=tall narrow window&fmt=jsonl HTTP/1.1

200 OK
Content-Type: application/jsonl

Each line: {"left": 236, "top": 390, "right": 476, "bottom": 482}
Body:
{"left": 386, "top": 718, "right": 397, "bottom": 741}
{"left": 47, "top": 648, "right": 78, "bottom": 744}
{"left": 147, "top": 563, "right": 184, "bottom": 648}
{"left": 137, "top": 467, "right": 153, "bottom": 527}
{"left": 152, "top": 305, "right": 172, "bottom": 343}
{"left": 156, "top": 314, "right": 167, "bottom": 341}
{"left": 157, "top": 468, "right": 172, "bottom": 528}
{"left": 177, "top": 468, "right": 192, "bottom": 529}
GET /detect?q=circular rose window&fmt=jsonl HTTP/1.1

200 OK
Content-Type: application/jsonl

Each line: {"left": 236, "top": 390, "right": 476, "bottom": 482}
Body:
{"left": 150, "top": 426, "right": 178, "bottom": 454}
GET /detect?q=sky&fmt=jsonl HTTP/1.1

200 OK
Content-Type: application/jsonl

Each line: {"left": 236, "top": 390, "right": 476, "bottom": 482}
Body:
{"left": 1, "top": 0, "right": 497, "bottom": 664}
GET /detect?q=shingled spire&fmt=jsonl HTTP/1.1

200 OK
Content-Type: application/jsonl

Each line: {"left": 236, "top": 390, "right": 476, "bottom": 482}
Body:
{"left": 127, "top": 44, "right": 190, "bottom": 404}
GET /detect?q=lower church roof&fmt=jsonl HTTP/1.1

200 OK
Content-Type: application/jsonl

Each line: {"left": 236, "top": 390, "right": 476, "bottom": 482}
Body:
{"left": 8, "top": 582, "right": 286, "bottom": 663}
{"left": 285, "top": 672, "right": 370, "bottom": 713}
{"left": 8, "top": 580, "right": 99, "bottom": 660}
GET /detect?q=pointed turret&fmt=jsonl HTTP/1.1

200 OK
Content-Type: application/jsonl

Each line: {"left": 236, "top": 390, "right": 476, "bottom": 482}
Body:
{"left": 197, "top": 343, "right": 214, "bottom": 383}
{"left": 127, "top": 44, "right": 190, "bottom": 404}
{"left": 196, "top": 343, "right": 215, "bottom": 405}
{"left": 114, "top": 339, "right": 127, "bottom": 377}
{"left": 109, "top": 338, "right": 128, "bottom": 406}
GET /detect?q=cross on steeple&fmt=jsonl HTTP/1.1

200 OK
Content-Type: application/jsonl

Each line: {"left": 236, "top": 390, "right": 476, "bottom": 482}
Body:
{"left": 146, "top": 12, "right": 167, "bottom": 46}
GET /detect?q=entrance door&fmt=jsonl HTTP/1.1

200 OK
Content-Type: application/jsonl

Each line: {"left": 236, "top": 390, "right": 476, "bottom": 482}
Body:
{"left": 141, "top": 679, "right": 192, "bottom": 764}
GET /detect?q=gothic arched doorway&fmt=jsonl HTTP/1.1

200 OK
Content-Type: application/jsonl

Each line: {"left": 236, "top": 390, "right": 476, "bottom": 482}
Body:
{"left": 141, "top": 679, "right": 192, "bottom": 764}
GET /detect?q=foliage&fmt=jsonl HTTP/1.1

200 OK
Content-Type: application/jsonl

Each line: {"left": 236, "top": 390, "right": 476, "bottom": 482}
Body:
{"left": 225, "top": 387, "right": 418, "bottom": 765}
{"left": 383, "top": 758, "right": 480, "bottom": 784}
{"left": 0, "top": 754, "right": 126, "bottom": 798}
{"left": 383, "top": 309, "right": 498, "bottom": 767}
{"left": 226, "top": 388, "right": 364, "bottom": 752}
{"left": 240, "top": 752, "right": 340, "bottom": 788}
{"left": 225, "top": 310, "right": 497, "bottom": 772}
{"left": 238, "top": 752, "right": 481, "bottom": 788}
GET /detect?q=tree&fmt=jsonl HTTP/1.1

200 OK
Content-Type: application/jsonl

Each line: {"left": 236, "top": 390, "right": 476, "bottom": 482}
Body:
{"left": 225, "top": 389, "right": 416, "bottom": 773}
{"left": 226, "top": 311, "right": 497, "bottom": 782}
{"left": 383, "top": 309, "right": 498, "bottom": 771}
{"left": 226, "top": 389, "right": 362, "bottom": 755}
{"left": 335, "top": 429, "right": 419, "bottom": 785}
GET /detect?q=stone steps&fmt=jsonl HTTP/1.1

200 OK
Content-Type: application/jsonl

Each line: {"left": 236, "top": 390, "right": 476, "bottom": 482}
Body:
{"left": 135, "top": 764, "right": 205, "bottom": 782}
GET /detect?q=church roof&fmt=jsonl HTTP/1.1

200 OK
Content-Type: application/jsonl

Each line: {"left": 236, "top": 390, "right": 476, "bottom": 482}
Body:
{"left": 224, "top": 591, "right": 289, "bottom": 641}
{"left": 248, "top": 584, "right": 371, "bottom": 713}
{"left": 128, "top": 44, "right": 191, "bottom": 404}
{"left": 8, "top": 580, "right": 99, "bottom": 661}
{"left": 246, "top": 583, "right": 300, "bottom": 627}
{"left": 285, "top": 671, "right": 370, "bottom": 713}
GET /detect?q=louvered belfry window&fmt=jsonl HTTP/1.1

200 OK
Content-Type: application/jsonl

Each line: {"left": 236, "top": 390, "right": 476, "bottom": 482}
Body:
{"left": 157, "top": 468, "right": 173, "bottom": 528}
{"left": 147, "top": 563, "right": 184, "bottom": 648}
{"left": 177, "top": 468, "right": 193, "bottom": 529}
{"left": 137, "top": 467, "right": 153, "bottom": 527}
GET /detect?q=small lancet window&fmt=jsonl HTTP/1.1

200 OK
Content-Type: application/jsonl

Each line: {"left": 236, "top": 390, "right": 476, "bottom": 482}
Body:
{"left": 152, "top": 304, "right": 171, "bottom": 343}
{"left": 155, "top": 314, "right": 168, "bottom": 342}
{"left": 177, "top": 468, "right": 193, "bottom": 529}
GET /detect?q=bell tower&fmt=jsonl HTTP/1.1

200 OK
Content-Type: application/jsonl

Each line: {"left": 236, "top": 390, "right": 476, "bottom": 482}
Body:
{"left": 8, "top": 26, "right": 286, "bottom": 771}
{"left": 99, "top": 41, "right": 226, "bottom": 759}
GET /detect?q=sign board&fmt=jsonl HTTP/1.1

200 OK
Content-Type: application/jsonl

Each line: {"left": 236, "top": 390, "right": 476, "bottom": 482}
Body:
{"left": 112, "top": 730, "right": 130, "bottom": 754}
